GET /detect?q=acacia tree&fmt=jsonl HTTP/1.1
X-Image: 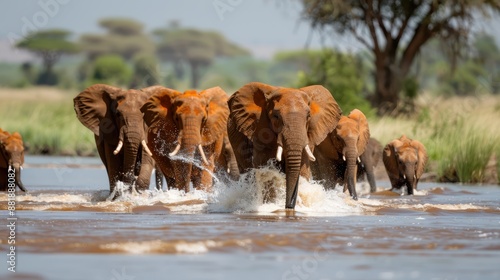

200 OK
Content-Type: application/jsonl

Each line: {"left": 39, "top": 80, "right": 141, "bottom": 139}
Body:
{"left": 16, "top": 29, "right": 78, "bottom": 85}
{"left": 154, "top": 26, "right": 249, "bottom": 88}
{"left": 80, "top": 18, "right": 155, "bottom": 61}
{"left": 301, "top": 0, "right": 500, "bottom": 115}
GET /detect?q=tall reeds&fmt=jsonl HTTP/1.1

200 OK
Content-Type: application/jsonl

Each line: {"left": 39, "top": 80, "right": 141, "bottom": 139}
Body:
{"left": 370, "top": 94, "right": 500, "bottom": 184}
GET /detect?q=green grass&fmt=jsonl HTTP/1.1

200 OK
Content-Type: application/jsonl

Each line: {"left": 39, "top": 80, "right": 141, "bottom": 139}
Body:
{"left": 0, "top": 87, "right": 96, "bottom": 156}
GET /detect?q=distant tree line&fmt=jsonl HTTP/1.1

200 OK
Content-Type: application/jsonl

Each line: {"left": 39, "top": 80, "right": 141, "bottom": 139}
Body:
{"left": 16, "top": 18, "right": 249, "bottom": 89}
{"left": 13, "top": 1, "right": 500, "bottom": 116}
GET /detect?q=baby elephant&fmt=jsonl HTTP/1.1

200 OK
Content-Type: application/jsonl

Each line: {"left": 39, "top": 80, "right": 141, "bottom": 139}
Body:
{"left": 383, "top": 135, "right": 428, "bottom": 195}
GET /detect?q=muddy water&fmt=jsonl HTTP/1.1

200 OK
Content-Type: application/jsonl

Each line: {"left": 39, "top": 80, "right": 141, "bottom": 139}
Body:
{"left": 1, "top": 156, "right": 499, "bottom": 280}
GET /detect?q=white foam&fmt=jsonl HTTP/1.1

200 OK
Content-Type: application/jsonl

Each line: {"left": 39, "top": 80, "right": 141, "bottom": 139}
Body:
{"left": 208, "top": 164, "right": 363, "bottom": 216}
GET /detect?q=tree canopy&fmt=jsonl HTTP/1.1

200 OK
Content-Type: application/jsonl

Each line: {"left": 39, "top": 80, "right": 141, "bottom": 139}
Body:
{"left": 301, "top": 0, "right": 500, "bottom": 115}
{"left": 154, "top": 25, "right": 249, "bottom": 88}
{"left": 16, "top": 29, "right": 79, "bottom": 85}
{"left": 79, "top": 18, "right": 155, "bottom": 61}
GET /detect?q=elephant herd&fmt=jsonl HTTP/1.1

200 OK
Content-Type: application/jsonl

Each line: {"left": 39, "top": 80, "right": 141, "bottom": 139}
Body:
{"left": 0, "top": 82, "right": 429, "bottom": 211}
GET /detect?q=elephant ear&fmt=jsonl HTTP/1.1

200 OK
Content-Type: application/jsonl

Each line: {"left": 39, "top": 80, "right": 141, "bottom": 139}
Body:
{"left": 348, "top": 109, "right": 370, "bottom": 156}
{"left": 300, "top": 85, "right": 342, "bottom": 146}
{"left": 140, "top": 86, "right": 181, "bottom": 128}
{"left": 228, "top": 82, "right": 276, "bottom": 140}
{"left": 383, "top": 139, "right": 403, "bottom": 178}
{"left": 412, "top": 139, "right": 428, "bottom": 179}
{"left": 201, "top": 86, "right": 230, "bottom": 145}
{"left": 73, "top": 84, "right": 122, "bottom": 136}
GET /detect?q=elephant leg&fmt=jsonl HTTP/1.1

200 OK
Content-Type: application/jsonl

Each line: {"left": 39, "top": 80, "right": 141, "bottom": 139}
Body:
{"left": 165, "top": 176, "right": 175, "bottom": 190}
{"left": 317, "top": 157, "right": 336, "bottom": 189}
{"left": 365, "top": 165, "right": 377, "bottom": 193}
{"left": 104, "top": 143, "right": 123, "bottom": 200}
{"left": 199, "top": 166, "right": 215, "bottom": 192}
{"left": 0, "top": 168, "right": 7, "bottom": 191}
{"left": 136, "top": 153, "right": 154, "bottom": 192}
{"left": 155, "top": 167, "right": 164, "bottom": 191}
{"left": 173, "top": 162, "right": 192, "bottom": 192}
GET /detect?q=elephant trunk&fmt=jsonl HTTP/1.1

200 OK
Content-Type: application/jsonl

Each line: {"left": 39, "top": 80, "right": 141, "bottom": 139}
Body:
{"left": 344, "top": 149, "right": 359, "bottom": 200}
{"left": 12, "top": 163, "right": 27, "bottom": 192}
{"left": 284, "top": 145, "right": 303, "bottom": 209}
{"left": 404, "top": 163, "right": 416, "bottom": 195}
{"left": 173, "top": 116, "right": 205, "bottom": 192}
{"left": 122, "top": 130, "right": 142, "bottom": 187}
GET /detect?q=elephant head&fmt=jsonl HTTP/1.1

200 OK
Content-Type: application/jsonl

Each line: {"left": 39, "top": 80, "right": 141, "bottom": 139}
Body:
{"left": 227, "top": 82, "right": 341, "bottom": 209}
{"left": 314, "top": 109, "right": 370, "bottom": 200}
{"left": 141, "top": 86, "right": 230, "bottom": 192}
{"left": 0, "top": 131, "right": 27, "bottom": 192}
{"left": 383, "top": 135, "right": 428, "bottom": 195}
{"left": 358, "top": 138, "right": 382, "bottom": 193}
{"left": 74, "top": 84, "right": 155, "bottom": 196}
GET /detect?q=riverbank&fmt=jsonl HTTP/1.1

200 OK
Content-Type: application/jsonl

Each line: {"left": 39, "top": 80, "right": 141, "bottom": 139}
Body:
{"left": 1, "top": 87, "right": 499, "bottom": 184}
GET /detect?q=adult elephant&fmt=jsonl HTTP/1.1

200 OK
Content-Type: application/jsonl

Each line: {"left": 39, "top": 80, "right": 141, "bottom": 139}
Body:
{"left": 227, "top": 82, "right": 341, "bottom": 210}
{"left": 383, "top": 135, "right": 428, "bottom": 195}
{"left": 357, "top": 138, "right": 382, "bottom": 193}
{"left": 141, "top": 86, "right": 238, "bottom": 192}
{"left": 0, "top": 130, "right": 27, "bottom": 192}
{"left": 74, "top": 84, "right": 156, "bottom": 200}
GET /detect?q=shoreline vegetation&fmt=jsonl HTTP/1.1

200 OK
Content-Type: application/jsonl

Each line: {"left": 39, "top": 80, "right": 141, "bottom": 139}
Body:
{"left": 1, "top": 87, "right": 499, "bottom": 185}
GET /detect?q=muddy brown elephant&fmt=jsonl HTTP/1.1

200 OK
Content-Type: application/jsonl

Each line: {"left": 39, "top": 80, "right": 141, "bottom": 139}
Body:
{"left": 357, "top": 138, "right": 382, "bottom": 193}
{"left": 0, "top": 130, "right": 27, "bottom": 192}
{"left": 141, "top": 86, "right": 238, "bottom": 192}
{"left": 312, "top": 109, "right": 370, "bottom": 200}
{"left": 227, "top": 82, "right": 341, "bottom": 210}
{"left": 383, "top": 135, "right": 428, "bottom": 195}
{"left": 74, "top": 84, "right": 157, "bottom": 200}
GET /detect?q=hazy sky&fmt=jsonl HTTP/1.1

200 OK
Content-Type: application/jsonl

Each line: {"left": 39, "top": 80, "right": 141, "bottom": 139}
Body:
{"left": 0, "top": 0, "right": 345, "bottom": 61}
{"left": 1, "top": 0, "right": 499, "bottom": 62}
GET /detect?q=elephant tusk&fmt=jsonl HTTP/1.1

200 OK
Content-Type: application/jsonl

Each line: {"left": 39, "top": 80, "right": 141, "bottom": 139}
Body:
{"left": 403, "top": 174, "right": 406, "bottom": 180}
{"left": 169, "top": 144, "right": 181, "bottom": 157}
{"left": 343, "top": 155, "right": 346, "bottom": 161}
{"left": 305, "top": 145, "right": 315, "bottom": 162}
{"left": 198, "top": 144, "right": 209, "bottom": 165}
{"left": 276, "top": 146, "right": 283, "bottom": 162}
{"left": 141, "top": 140, "right": 153, "bottom": 157}
{"left": 357, "top": 157, "right": 361, "bottom": 163}
{"left": 113, "top": 140, "right": 123, "bottom": 155}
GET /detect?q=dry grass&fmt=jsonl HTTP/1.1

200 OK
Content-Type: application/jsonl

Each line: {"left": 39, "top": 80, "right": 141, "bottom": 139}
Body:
{"left": 369, "top": 93, "right": 500, "bottom": 183}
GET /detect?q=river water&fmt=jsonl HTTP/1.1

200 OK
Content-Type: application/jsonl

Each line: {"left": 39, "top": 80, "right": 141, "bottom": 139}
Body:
{"left": 1, "top": 156, "right": 499, "bottom": 280}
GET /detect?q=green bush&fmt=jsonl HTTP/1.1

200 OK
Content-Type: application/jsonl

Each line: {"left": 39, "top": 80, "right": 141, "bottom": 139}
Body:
{"left": 91, "top": 54, "right": 131, "bottom": 86}
{"left": 297, "top": 49, "right": 375, "bottom": 118}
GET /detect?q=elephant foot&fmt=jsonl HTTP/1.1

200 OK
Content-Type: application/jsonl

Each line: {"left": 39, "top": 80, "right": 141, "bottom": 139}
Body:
{"left": 130, "top": 185, "right": 141, "bottom": 196}
{"left": 106, "top": 189, "right": 118, "bottom": 201}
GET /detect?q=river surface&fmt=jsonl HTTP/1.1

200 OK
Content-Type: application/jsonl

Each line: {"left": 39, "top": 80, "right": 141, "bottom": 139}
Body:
{"left": 1, "top": 156, "right": 499, "bottom": 280}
